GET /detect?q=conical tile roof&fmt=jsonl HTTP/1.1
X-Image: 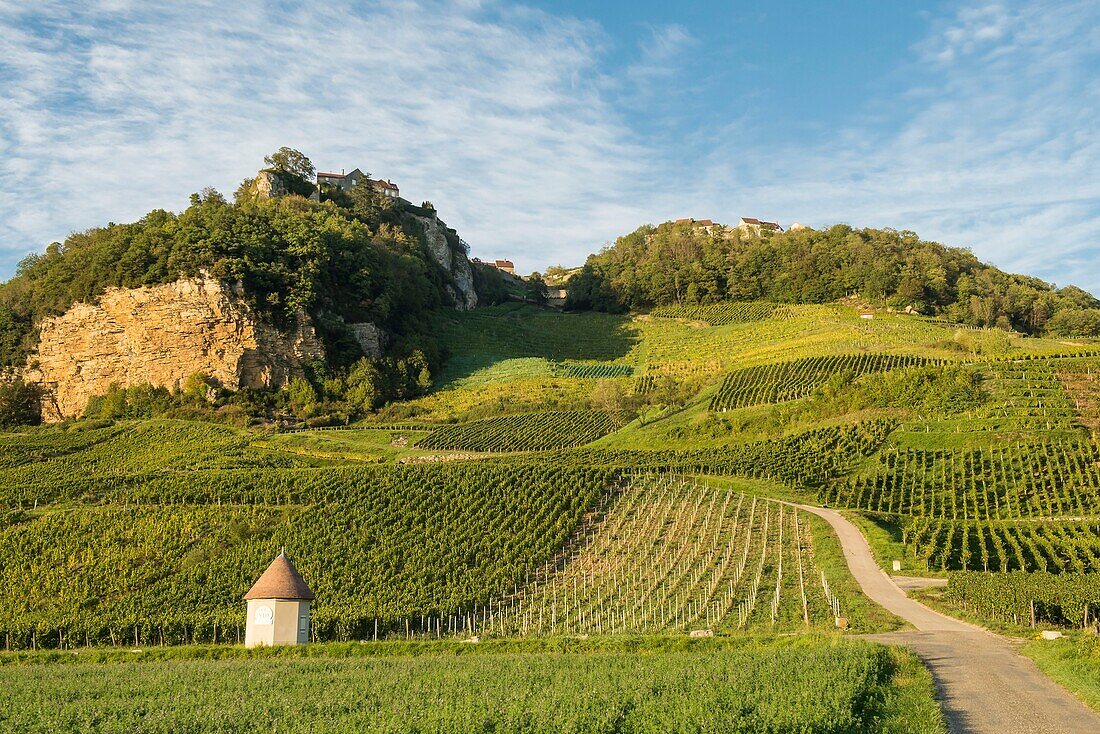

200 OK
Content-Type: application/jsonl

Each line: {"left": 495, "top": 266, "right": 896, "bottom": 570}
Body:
{"left": 244, "top": 552, "right": 315, "bottom": 600}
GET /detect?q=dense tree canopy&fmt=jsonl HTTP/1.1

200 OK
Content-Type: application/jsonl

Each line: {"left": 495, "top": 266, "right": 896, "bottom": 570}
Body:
{"left": 567, "top": 222, "right": 1098, "bottom": 334}
{"left": 1046, "top": 308, "right": 1100, "bottom": 338}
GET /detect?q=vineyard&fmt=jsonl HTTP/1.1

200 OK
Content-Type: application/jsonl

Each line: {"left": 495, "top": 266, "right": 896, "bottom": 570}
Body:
{"left": 1055, "top": 359, "right": 1100, "bottom": 431}
{"left": 0, "top": 420, "right": 317, "bottom": 487}
{"left": 900, "top": 518, "right": 1100, "bottom": 573}
{"left": 946, "top": 571, "right": 1100, "bottom": 628}
{"left": 0, "top": 461, "right": 613, "bottom": 648}
{"left": 550, "top": 361, "right": 634, "bottom": 379}
{"left": 492, "top": 475, "right": 846, "bottom": 636}
{"left": 2, "top": 300, "right": 1099, "bottom": 668}
{"left": 416, "top": 411, "right": 622, "bottom": 452}
{"left": 0, "top": 416, "right": 902, "bottom": 650}
{"left": 960, "top": 360, "right": 1080, "bottom": 435}
{"left": 812, "top": 354, "right": 1100, "bottom": 580}
{"left": 649, "top": 301, "right": 783, "bottom": 325}
{"left": 520, "top": 421, "right": 897, "bottom": 489}
{"left": 710, "top": 354, "right": 937, "bottom": 411}
{"left": 822, "top": 441, "right": 1100, "bottom": 520}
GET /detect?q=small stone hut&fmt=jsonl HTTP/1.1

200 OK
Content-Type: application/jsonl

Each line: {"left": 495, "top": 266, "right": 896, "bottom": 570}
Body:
{"left": 244, "top": 551, "right": 315, "bottom": 648}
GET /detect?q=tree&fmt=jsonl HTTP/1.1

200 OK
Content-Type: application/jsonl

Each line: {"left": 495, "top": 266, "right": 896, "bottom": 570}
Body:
{"left": 344, "top": 359, "right": 383, "bottom": 414}
{"left": 264, "top": 147, "right": 315, "bottom": 181}
{"left": 591, "top": 380, "right": 631, "bottom": 415}
{"left": 286, "top": 377, "right": 319, "bottom": 420}
{"left": 0, "top": 379, "right": 41, "bottom": 427}
{"left": 0, "top": 303, "right": 31, "bottom": 367}
{"left": 263, "top": 147, "right": 315, "bottom": 198}
{"left": 524, "top": 273, "right": 548, "bottom": 304}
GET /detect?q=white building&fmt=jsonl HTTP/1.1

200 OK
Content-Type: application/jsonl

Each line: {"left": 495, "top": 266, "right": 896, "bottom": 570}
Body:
{"left": 244, "top": 551, "right": 314, "bottom": 648}
{"left": 737, "top": 217, "right": 784, "bottom": 235}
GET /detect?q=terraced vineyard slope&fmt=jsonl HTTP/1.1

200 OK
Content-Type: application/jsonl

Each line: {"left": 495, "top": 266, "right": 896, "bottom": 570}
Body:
{"left": 710, "top": 354, "right": 938, "bottom": 411}
{"left": 495, "top": 475, "right": 846, "bottom": 636}
{"left": 416, "top": 410, "right": 622, "bottom": 452}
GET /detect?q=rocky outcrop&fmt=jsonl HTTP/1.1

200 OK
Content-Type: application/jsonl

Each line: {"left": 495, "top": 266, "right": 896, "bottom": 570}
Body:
{"left": 25, "top": 276, "right": 324, "bottom": 421}
{"left": 251, "top": 170, "right": 289, "bottom": 200}
{"left": 347, "top": 322, "right": 386, "bottom": 359}
{"left": 411, "top": 214, "right": 478, "bottom": 310}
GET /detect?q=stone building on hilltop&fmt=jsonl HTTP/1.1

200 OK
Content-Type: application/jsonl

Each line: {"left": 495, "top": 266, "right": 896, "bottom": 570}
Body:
{"left": 315, "top": 168, "right": 400, "bottom": 198}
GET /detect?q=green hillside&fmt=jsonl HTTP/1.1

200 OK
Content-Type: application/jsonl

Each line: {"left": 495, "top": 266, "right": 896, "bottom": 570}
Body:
{"left": 2, "top": 295, "right": 1100, "bottom": 730}
{"left": 2, "top": 302, "right": 1098, "bottom": 644}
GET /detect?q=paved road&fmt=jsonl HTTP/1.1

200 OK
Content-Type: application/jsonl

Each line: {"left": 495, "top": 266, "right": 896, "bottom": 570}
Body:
{"left": 892, "top": 575, "right": 949, "bottom": 591}
{"left": 796, "top": 503, "right": 1100, "bottom": 734}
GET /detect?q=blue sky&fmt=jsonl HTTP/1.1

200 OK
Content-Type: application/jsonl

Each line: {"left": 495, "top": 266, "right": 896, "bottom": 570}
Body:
{"left": 1, "top": 0, "right": 1098, "bottom": 292}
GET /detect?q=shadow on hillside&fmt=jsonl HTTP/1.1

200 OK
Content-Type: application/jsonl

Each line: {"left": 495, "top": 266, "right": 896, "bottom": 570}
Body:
{"left": 432, "top": 304, "right": 639, "bottom": 387}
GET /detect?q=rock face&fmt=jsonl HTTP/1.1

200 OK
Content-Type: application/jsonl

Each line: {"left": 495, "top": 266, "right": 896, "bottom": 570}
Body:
{"left": 26, "top": 276, "right": 324, "bottom": 421}
{"left": 411, "top": 214, "right": 478, "bottom": 310}
{"left": 251, "top": 170, "right": 289, "bottom": 200}
{"left": 347, "top": 322, "right": 386, "bottom": 359}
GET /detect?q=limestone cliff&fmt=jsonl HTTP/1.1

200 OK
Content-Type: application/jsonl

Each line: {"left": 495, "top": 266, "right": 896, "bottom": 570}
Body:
{"left": 26, "top": 276, "right": 324, "bottom": 421}
{"left": 251, "top": 170, "right": 290, "bottom": 199}
{"left": 411, "top": 213, "right": 478, "bottom": 310}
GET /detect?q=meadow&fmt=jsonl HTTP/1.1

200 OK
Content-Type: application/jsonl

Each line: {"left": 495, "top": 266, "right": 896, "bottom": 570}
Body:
{"left": 0, "top": 637, "right": 945, "bottom": 734}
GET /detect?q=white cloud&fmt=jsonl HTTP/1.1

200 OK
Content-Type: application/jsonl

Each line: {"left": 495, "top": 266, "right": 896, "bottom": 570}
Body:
{"left": 1, "top": 0, "right": 1097, "bottom": 298}
{"left": 926, "top": 4, "right": 1012, "bottom": 63}
{"left": 0, "top": 1, "right": 656, "bottom": 275}
{"left": 676, "top": 0, "right": 1100, "bottom": 294}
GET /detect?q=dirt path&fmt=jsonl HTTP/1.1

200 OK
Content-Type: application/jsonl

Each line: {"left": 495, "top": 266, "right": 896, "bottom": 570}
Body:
{"left": 796, "top": 503, "right": 1100, "bottom": 734}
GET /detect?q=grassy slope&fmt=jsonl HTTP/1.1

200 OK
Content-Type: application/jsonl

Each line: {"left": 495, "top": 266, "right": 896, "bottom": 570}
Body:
{"left": 1022, "top": 636, "right": 1100, "bottom": 714}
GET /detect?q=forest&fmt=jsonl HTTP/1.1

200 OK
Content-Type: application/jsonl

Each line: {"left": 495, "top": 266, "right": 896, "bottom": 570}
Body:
{"left": 566, "top": 220, "right": 1100, "bottom": 334}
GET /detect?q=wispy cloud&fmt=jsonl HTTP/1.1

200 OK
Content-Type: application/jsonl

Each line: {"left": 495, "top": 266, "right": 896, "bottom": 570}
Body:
{"left": 922, "top": 3, "right": 1011, "bottom": 64}
{"left": 0, "top": 1, "right": 1097, "bottom": 295}
{"left": 681, "top": 0, "right": 1100, "bottom": 293}
{"left": 0, "top": 1, "right": 656, "bottom": 275}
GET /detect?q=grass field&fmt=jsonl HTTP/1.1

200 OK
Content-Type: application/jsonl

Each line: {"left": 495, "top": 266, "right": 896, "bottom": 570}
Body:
{"left": 0, "top": 637, "right": 945, "bottom": 734}
{"left": 1022, "top": 636, "right": 1100, "bottom": 714}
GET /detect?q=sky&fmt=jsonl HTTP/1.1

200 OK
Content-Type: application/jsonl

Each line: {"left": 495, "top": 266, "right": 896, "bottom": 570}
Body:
{"left": 0, "top": 0, "right": 1097, "bottom": 292}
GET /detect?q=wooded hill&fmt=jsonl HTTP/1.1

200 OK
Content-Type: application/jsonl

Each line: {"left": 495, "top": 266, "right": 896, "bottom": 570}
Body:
{"left": 566, "top": 221, "right": 1100, "bottom": 335}
{"left": 0, "top": 150, "right": 472, "bottom": 375}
